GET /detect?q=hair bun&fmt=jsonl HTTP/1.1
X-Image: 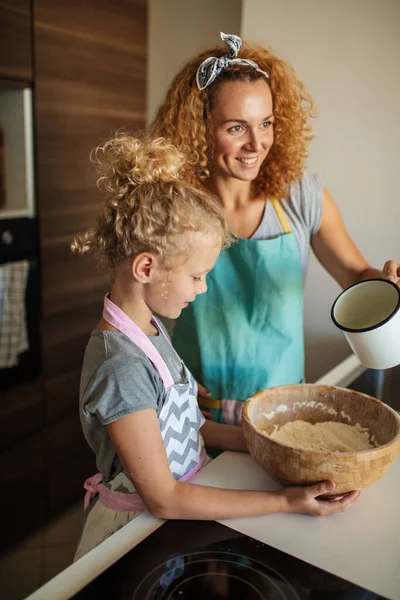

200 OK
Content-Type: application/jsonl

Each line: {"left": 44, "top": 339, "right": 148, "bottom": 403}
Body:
{"left": 93, "top": 134, "right": 185, "bottom": 195}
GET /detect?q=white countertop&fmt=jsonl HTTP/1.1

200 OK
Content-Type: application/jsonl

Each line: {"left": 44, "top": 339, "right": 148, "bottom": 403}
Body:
{"left": 197, "top": 451, "right": 400, "bottom": 600}
{"left": 26, "top": 355, "right": 400, "bottom": 600}
{"left": 27, "top": 449, "right": 400, "bottom": 600}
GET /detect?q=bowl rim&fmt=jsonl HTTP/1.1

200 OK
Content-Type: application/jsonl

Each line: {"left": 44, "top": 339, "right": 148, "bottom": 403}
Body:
{"left": 242, "top": 384, "right": 400, "bottom": 457}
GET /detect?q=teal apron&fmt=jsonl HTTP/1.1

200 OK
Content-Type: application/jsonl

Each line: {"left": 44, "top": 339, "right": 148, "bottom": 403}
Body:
{"left": 173, "top": 199, "right": 304, "bottom": 426}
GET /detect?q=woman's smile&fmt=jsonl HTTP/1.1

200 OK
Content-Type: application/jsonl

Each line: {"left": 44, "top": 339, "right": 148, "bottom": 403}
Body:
{"left": 236, "top": 156, "right": 259, "bottom": 166}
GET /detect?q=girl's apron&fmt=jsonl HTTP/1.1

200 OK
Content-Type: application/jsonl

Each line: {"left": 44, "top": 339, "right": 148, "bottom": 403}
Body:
{"left": 75, "top": 295, "right": 207, "bottom": 559}
{"left": 173, "top": 199, "right": 304, "bottom": 426}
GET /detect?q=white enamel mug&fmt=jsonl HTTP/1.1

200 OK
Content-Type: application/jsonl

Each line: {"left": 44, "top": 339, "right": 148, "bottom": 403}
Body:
{"left": 331, "top": 278, "right": 400, "bottom": 370}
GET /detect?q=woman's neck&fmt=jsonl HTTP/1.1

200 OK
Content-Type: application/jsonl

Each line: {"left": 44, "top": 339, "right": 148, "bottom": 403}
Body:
{"left": 207, "top": 176, "right": 267, "bottom": 238}
{"left": 207, "top": 176, "right": 258, "bottom": 210}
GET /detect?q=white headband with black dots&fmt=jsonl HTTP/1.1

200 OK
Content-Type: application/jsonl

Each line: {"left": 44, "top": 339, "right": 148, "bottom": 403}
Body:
{"left": 196, "top": 32, "right": 269, "bottom": 91}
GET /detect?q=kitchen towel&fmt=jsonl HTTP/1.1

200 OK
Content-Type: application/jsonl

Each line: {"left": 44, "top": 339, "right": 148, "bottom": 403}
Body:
{"left": 0, "top": 260, "right": 29, "bottom": 368}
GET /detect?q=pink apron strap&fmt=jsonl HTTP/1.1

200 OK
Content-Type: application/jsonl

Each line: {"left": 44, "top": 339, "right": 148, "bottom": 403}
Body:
{"left": 84, "top": 473, "right": 105, "bottom": 510}
{"left": 103, "top": 294, "right": 174, "bottom": 389}
{"left": 84, "top": 451, "right": 208, "bottom": 512}
{"left": 84, "top": 474, "right": 146, "bottom": 512}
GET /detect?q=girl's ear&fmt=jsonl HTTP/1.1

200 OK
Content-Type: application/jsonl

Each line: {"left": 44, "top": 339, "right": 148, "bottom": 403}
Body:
{"left": 131, "top": 252, "right": 158, "bottom": 283}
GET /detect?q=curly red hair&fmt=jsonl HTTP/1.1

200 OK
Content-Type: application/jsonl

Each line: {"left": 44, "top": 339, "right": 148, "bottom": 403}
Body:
{"left": 151, "top": 41, "right": 316, "bottom": 200}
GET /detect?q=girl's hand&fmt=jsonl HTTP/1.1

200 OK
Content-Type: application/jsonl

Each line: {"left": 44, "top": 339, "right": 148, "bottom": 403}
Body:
{"left": 382, "top": 260, "right": 400, "bottom": 285}
{"left": 280, "top": 481, "right": 360, "bottom": 516}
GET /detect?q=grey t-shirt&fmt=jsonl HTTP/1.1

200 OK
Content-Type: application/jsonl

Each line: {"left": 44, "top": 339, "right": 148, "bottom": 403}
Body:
{"left": 252, "top": 172, "right": 323, "bottom": 278}
{"left": 79, "top": 322, "right": 186, "bottom": 482}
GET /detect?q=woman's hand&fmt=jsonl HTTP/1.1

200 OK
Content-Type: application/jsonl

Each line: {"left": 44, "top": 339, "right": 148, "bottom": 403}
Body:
{"left": 382, "top": 261, "right": 400, "bottom": 285}
{"left": 197, "top": 381, "right": 211, "bottom": 399}
{"left": 280, "top": 481, "right": 360, "bottom": 516}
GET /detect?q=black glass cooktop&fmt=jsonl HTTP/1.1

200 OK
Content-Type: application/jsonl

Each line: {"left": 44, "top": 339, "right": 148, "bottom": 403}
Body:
{"left": 73, "top": 520, "right": 388, "bottom": 600}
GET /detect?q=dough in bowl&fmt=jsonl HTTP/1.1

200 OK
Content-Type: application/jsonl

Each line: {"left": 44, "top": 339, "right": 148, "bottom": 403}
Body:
{"left": 270, "top": 420, "right": 375, "bottom": 452}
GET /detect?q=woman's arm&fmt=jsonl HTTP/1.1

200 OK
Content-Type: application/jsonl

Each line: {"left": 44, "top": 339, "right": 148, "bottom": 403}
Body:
{"left": 107, "top": 408, "right": 359, "bottom": 520}
{"left": 311, "top": 187, "right": 384, "bottom": 289}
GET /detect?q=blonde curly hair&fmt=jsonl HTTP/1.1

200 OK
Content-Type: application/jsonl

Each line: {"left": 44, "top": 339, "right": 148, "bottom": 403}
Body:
{"left": 71, "top": 134, "right": 230, "bottom": 269}
{"left": 151, "top": 41, "right": 316, "bottom": 200}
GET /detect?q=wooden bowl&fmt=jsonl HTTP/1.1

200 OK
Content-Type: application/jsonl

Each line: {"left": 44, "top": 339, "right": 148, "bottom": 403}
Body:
{"left": 242, "top": 384, "right": 400, "bottom": 495}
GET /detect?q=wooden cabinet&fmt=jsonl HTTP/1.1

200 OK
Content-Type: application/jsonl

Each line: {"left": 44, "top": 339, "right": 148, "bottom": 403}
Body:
{"left": 34, "top": 0, "right": 147, "bottom": 516}
{"left": 0, "top": 0, "right": 33, "bottom": 82}
{"left": 0, "top": 0, "right": 147, "bottom": 548}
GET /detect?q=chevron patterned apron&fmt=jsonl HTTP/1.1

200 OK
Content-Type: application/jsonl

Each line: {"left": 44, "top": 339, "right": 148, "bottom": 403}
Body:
{"left": 173, "top": 199, "right": 304, "bottom": 428}
{"left": 75, "top": 295, "right": 207, "bottom": 559}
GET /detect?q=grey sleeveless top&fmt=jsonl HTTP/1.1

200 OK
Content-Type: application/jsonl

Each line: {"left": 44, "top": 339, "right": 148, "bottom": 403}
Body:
{"left": 252, "top": 172, "right": 323, "bottom": 279}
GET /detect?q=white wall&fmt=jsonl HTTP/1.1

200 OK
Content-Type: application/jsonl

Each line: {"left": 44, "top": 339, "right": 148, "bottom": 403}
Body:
{"left": 242, "top": 0, "right": 400, "bottom": 380}
{"left": 148, "top": 0, "right": 242, "bottom": 123}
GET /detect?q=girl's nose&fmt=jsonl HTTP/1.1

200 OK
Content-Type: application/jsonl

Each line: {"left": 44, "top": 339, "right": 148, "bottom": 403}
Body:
{"left": 198, "top": 279, "right": 208, "bottom": 295}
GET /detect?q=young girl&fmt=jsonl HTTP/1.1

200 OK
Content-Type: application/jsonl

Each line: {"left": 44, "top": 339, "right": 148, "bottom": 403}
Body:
{"left": 72, "top": 134, "right": 359, "bottom": 559}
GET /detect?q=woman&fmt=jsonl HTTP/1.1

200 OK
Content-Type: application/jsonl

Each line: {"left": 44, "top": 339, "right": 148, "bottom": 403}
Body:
{"left": 152, "top": 32, "right": 399, "bottom": 427}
